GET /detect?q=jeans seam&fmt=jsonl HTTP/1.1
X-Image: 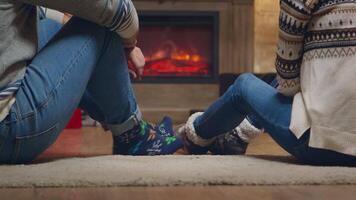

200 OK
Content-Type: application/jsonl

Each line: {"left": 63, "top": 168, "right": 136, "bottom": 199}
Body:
{"left": 12, "top": 123, "right": 58, "bottom": 164}
{"left": 41, "top": 37, "right": 92, "bottom": 110}
{"left": 19, "top": 35, "right": 93, "bottom": 120}
{"left": 15, "top": 123, "right": 58, "bottom": 139}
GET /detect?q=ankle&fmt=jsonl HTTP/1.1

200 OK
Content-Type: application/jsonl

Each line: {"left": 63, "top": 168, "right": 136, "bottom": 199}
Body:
{"left": 107, "top": 115, "right": 141, "bottom": 137}
{"left": 235, "top": 119, "right": 263, "bottom": 143}
{"left": 113, "top": 119, "right": 183, "bottom": 156}
{"left": 184, "top": 112, "right": 216, "bottom": 147}
{"left": 112, "top": 122, "right": 143, "bottom": 155}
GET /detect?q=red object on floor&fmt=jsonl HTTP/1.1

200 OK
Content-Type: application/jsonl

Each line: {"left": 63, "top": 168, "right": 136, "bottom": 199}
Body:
{"left": 65, "top": 109, "right": 82, "bottom": 129}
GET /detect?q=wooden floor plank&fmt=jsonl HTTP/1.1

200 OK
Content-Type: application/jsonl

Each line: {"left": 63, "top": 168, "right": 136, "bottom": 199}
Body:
{"left": 1, "top": 186, "right": 356, "bottom": 200}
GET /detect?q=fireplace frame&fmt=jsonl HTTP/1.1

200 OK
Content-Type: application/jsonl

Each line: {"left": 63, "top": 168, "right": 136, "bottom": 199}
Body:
{"left": 132, "top": 0, "right": 254, "bottom": 124}
{"left": 135, "top": 11, "right": 220, "bottom": 84}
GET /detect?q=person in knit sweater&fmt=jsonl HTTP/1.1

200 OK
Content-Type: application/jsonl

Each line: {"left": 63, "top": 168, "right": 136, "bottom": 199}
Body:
{"left": 178, "top": 0, "right": 356, "bottom": 166}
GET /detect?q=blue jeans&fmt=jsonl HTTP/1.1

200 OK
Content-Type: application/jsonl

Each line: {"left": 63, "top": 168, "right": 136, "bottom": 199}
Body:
{"left": 0, "top": 18, "right": 141, "bottom": 164}
{"left": 194, "top": 73, "right": 356, "bottom": 166}
{"left": 244, "top": 78, "right": 279, "bottom": 130}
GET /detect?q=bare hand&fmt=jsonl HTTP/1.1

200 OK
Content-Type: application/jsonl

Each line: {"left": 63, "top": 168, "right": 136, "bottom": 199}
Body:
{"left": 127, "top": 47, "right": 145, "bottom": 78}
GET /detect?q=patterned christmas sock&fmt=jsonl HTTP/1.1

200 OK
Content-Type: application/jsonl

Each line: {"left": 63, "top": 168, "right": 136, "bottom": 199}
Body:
{"left": 113, "top": 120, "right": 182, "bottom": 155}
{"left": 155, "top": 116, "right": 174, "bottom": 137}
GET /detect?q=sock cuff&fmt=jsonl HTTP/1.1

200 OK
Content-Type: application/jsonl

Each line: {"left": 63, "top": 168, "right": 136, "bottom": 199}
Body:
{"left": 236, "top": 119, "right": 263, "bottom": 143}
{"left": 185, "top": 112, "right": 216, "bottom": 147}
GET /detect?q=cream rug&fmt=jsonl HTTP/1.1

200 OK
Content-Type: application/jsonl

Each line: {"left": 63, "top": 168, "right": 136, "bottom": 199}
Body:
{"left": 0, "top": 155, "right": 356, "bottom": 188}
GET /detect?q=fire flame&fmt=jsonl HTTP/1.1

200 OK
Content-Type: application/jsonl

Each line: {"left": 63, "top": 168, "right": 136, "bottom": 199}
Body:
{"left": 145, "top": 41, "right": 204, "bottom": 63}
{"left": 141, "top": 40, "right": 209, "bottom": 77}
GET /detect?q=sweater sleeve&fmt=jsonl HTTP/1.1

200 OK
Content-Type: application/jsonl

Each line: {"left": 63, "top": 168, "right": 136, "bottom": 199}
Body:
{"left": 275, "top": 0, "right": 318, "bottom": 96}
{"left": 16, "top": 0, "right": 139, "bottom": 40}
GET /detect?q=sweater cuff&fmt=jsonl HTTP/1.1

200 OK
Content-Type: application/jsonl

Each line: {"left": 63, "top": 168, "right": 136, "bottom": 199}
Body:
{"left": 276, "top": 76, "right": 300, "bottom": 97}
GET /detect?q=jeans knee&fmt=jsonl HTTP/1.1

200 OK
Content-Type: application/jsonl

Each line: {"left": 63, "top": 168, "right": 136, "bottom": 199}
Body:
{"left": 234, "top": 73, "right": 254, "bottom": 86}
{"left": 221, "top": 73, "right": 252, "bottom": 104}
{"left": 228, "top": 73, "right": 253, "bottom": 92}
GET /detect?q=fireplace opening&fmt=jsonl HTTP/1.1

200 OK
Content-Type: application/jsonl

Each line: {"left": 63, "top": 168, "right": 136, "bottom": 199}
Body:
{"left": 135, "top": 12, "right": 219, "bottom": 83}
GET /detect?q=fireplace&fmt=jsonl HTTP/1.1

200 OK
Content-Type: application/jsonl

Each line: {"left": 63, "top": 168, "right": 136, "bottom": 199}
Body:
{"left": 136, "top": 12, "right": 219, "bottom": 83}
{"left": 132, "top": 0, "right": 255, "bottom": 123}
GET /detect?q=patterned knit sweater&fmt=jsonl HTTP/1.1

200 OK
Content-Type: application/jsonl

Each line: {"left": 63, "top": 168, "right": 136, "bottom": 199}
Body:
{"left": 0, "top": 0, "right": 139, "bottom": 121}
{"left": 277, "top": 0, "right": 356, "bottom": 156}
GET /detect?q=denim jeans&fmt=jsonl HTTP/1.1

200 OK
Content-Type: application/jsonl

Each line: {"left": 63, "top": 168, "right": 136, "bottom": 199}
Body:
{"left": 244, "top": 78, "right": 279, "bottom": 130}
{"left": 0, "top": 18, "right": 141, "bottom": 164}
{"left": 194, "top": 73, "right": 356, "bottom": 166}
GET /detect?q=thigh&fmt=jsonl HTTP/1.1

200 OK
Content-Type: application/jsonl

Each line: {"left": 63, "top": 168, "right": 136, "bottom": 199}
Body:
{"left": 38, "top": 18, "right": 63, "bottom": 51}
{"left": 195, "top": 73, "right": 299, "bottom": 155}
{"left": 7, "top": 18, "right": 109, "bottom": 163}
{"left": 15, "top": 18, "right": 107, "bottom": 129}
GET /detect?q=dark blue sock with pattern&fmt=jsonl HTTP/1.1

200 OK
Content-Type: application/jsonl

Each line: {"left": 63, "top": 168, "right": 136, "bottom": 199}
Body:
{"left": 113, "top": 120, "right": 182, "bottom": 155}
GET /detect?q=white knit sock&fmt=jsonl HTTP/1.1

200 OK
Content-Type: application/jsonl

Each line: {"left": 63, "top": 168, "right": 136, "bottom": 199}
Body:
{"left": 178, "top": 113, "right": 262, "bottom": 146}
{"left": 235, "top": 119, "right": 263, "bottom": 143}
{"left": 177, "top": 112, "right": 216, "bottom": 147}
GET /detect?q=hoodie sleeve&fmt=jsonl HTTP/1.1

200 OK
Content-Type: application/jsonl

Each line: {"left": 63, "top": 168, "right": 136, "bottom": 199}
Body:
{"left": 17, "top": 0, "right": 139, "bottom": 40}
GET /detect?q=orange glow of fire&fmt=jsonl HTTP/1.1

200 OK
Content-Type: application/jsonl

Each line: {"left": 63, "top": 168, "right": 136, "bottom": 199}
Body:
{"left": 140, "top": 41, "right": 210, "bottom": 77}
{"left": 170, "top": 53, "right": 202, "bottom": 62}
{"left": 145, "top": 42, "right": 205, "bottom": 63}
{"left": 146, "top": 51, "right": 204, "bottom": 62}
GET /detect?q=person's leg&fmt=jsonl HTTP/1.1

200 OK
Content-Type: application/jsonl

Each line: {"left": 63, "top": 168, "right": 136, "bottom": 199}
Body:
{"left": 180, "top": 73, "right": 356, "bottom": 165}
{"left": 37, "top": 17, "right": 181, "bottom": 156}
{"left": 244, "top": 77, "right": 279, "bottom": 130}
{"left": 36, "top": 17, "right": 113, "bottom": 123}
{"left": 207, "top": 117, "right": 262, "bottom": 155}
{"left": 1, "top": 18, "right": 181, "bottom": 164}
{"left": 37, "top": 17, "right": 112, "bottom": 128}
{"left": 60, "top": 19, "right": 180, "bottom": 155}
{"left": 50, "top": 18, "right": 180, "bottom": 156}
{"left": 178, "top": 73, "right": 298, "bottom": 156}
{"left": 206, "top": 78, "right": 280, "bottom": 155}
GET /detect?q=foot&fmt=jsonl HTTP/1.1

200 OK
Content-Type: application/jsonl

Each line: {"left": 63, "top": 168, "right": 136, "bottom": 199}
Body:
{"left": 153, "top": 116, "right": 209, "bottom": 154}
{"left": 113, "top": 120, "right": 182, "bottom": 155}
{"left": 176, "top": 125, "right": 210, "bottom": 154}
{"left": 173, "top": 114, "right": 261, "bottom": 155}
{"left": 175, "top": 113, "right": 214, "bottom": 154}
{"left": 207, "top": 129, "right": 248, "bottom": 155}
{"left": 155, "top": 116, "right": 174, "bottom": 137}
{"left": 208, "top": 119, "right": 262, "bottom": 155}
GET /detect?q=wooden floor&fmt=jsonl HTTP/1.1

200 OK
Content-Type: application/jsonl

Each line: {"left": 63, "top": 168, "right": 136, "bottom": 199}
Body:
{"left": 1, "top": 127, "right": 355, "bottom": 200}
{"left": 3, "top": 186, "right": 356, "bottom": 200}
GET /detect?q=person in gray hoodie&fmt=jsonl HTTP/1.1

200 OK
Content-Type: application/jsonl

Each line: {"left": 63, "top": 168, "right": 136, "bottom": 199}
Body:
{"left": 0, "top": 0, "right": 182, "bottom": 164}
